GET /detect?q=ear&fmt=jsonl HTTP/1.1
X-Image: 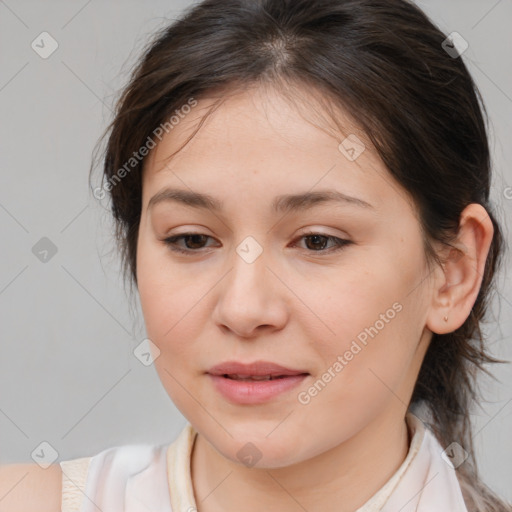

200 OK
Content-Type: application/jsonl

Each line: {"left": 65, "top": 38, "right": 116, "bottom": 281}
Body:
{"left": 426, "top": 203, "right": 494, "bottom": 335}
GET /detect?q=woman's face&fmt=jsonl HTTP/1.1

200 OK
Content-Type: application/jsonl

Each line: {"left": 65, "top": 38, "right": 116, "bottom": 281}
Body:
{"left": 136, "top": 85, "right": 435, "bottom": 467}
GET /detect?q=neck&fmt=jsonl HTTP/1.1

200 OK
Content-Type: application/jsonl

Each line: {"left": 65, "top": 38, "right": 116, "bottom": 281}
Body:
{"left": 190, "top": 409, "right": 411, "bottom": 512}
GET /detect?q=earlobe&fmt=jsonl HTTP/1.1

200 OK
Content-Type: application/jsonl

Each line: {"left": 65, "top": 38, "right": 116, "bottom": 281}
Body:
{"left": 426, "top": 203, "right": 494, "bottom": 335}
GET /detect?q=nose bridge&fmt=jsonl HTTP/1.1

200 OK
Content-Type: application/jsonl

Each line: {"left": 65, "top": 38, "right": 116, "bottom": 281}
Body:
{"left": 227, "top": 234, "right": 270, "bottom": 300}
{"left": 212, "top": 234, "right": 287, "bottom": 336}
{"left": 235, "top": 234, "right": 265, "bottom": 267}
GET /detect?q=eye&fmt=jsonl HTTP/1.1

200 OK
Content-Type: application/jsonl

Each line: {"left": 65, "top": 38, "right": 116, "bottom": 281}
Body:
{"left": 162, "top": 232, "right": 352, "bottom": 255}
{"left": 163, "top": 233, "right": 218, "bottom": 254}
{"left": 293, "top": 232, "right": 352, "bottom": 253}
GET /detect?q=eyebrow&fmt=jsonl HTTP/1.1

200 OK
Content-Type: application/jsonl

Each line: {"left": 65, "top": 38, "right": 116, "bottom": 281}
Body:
{"left": 147, "top": 187, "right": 375, "bottom": 214}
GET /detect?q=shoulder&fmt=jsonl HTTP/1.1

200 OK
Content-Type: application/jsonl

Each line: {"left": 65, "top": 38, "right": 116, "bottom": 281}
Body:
{"left": 0, "top": 462, "right": 62, "bottom": 511}
{"left": 81, "top": 442, "right": 169, "bottom": 476}
{"left": 0, "top": 441, "right": 179, "bottom": 512}
{"left": 61, "top": 442, "right": 172, "bottom": 511}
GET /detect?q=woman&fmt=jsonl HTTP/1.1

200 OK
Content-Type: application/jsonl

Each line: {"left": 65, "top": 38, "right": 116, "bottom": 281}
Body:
{"left": 2, "top": 0, "right": 510, "bottom": 510}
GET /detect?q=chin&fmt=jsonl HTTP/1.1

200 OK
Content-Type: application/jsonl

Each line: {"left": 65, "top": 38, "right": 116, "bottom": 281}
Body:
{"left": 207, "top": 424, "right": 307, "bottom": 469}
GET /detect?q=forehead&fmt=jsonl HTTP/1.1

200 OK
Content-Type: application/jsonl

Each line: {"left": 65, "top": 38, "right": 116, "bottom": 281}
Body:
{"left": 144, "top": 85, "right": 358, "bottom": 170}
{"left": 141, "top": 85, "right": 415, "bottom": 217}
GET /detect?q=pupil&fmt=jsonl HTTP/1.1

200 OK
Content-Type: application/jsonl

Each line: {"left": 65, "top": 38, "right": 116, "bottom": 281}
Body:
{"left": 186, "top": 234, "right": 206, "bottom": 249}
{"left": 307, "top": 235, "right": 326, "bottom": 250}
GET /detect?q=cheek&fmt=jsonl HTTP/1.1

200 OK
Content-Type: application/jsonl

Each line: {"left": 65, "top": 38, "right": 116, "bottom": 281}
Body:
{"left": 303, "top": 245, "right": 424, "bottom": 394}
{"left": 136, "top": 236, "right": 214, "bottom": 369}
{"left": 136, "top": 246, "right": 205, "bottom": 414}
{"left": 137, "top": 237, "right": 186, "bottom": 346}
{"left": 311, "top": 260, "right": 407, "bottom": 348}
{"left": 137, "top": 248, "right": 171, "bottom": 340}
{"left": 297, "top": 297, "right": 415, "bottom": 437}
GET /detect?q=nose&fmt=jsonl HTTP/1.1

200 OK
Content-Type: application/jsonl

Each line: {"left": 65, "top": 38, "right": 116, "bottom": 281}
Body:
{"left": 211, "top": 244, "right": 289, "bottom": 339}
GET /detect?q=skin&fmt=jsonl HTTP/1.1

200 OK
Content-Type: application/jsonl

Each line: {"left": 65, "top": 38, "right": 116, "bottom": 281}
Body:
{"left": 0, "top": 463, "right": 61, "bottom": 511}
{"left": 136, "top": 84, "right": 493, "bottom": 512}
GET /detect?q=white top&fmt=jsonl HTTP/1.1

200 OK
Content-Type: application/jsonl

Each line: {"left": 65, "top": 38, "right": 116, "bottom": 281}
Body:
{"left": 60, "top": 412, "right": 469, "bottom": 511}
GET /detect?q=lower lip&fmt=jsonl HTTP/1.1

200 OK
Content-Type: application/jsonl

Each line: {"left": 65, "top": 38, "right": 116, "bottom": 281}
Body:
{"left": 208, "top": 374, "right": 308, "bottom": 405}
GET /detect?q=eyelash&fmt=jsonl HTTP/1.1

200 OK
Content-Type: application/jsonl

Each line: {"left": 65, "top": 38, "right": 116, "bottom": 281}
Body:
{"left": 162, "top": 232, "right": 352, "bottom": 255}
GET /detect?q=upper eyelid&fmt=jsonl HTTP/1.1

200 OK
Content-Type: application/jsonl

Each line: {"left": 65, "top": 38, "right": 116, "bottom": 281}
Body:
{"left": 164, "top": 231, "right": 350, "bottom": 251}
{"left": 165, "top": 230, "right": 347, "bottom": 242}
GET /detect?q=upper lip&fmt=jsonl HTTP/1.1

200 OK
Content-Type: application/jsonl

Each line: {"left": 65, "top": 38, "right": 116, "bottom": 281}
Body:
{"left": 207, "top": 360, "right": 309, "bottom": 377}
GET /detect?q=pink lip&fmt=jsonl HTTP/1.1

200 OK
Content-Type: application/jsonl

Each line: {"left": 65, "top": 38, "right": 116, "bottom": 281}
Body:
{"left": 207, "top": 360, "right": 309, "bottom": 405}
{"left": 208, "top": 360, "right": 308, "bottom": 377}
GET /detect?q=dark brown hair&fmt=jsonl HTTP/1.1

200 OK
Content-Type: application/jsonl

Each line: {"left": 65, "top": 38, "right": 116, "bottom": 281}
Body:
{"left": 90, "top": 0, "right": 510, "bottom": 509}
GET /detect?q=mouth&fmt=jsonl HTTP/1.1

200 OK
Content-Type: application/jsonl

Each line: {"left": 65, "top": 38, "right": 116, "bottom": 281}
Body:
{"left": 206, "top": 361, "right": 309, "bottom": 404}
{"left": 208, "top": 373, "right": 309, "bottom": 405}
{"left": 207, "top": 360, "right": 308, "bottom": 377}
{"left": 220, "top": 374, "right": 303, "bottom": 381}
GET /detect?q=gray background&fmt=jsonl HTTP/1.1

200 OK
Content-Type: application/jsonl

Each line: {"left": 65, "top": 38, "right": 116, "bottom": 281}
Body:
{"left": 0, "top": 0, "right": 511, "bottom": 502}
